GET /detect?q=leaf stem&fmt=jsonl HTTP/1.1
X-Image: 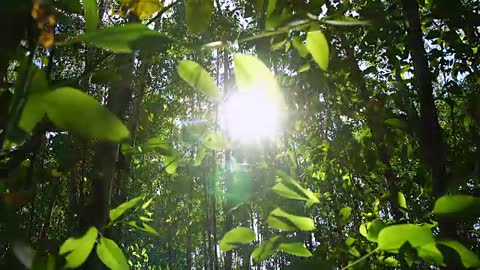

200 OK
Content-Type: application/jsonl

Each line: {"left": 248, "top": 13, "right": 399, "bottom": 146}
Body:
{"left": 340, "top": 247, "right": 379, "bottom": 270}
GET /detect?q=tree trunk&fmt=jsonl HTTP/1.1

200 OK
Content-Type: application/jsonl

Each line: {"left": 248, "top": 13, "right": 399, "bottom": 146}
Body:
{"left": 400, "top": 0, "right": 457, "bottom": 252}
{"left": 222, "top": 50, "right": 233, "bottom": 270}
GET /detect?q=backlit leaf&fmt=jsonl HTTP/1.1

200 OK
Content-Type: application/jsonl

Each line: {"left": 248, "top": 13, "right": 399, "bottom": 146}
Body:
{"left": 59, "top": 227, "right": 98, "bottom": 268}
{"left": 267, "top": 208, "right": 315, "bottom": 231}
{"left": 433, "top": 195, "right": 480, "bottom": 217}
{"left": 109, "top": 196, "right": 143, "bottom": 223}
{"left": 82, "top": 0, "right": 99, "bottom": 32}
{"left": 178, "top": 60, "right": 219, "bottom": 99}
{"left": 361, "top": 219, "right": 386, "bottom": 242}
{"left": 126, "top": 221, "right": 159, "bottom": 235}
{"left": 141, "top": 198, "right": 153, "bottom": 209}
{"left": 278, "top": 242, "right": 312, "bottom": 257}
{"left": 76, "top": 23, "right": 165, "bottom": 53}
{"left": 19, "top": 93, "right": 46, "bottom": 133}
{"left": 272, "top": 171, "right": 319, "bottom": 205}
{"left": 165, "top": 154, "right": 178, "bottom": 174}
{"left": 292, "top": 36, "right": 308, "bottom": 58}
{"left": 437, "top": 240, "right": 480, "bottom": 268}
{"left": 306, "top": 30, "right": 329, "bottom": 71}
{"left": 398, "top": 192, "right": 407, "bottom": 209}
{"left": 417, "top": 242, "right": 444, "bottom": 265}
{"left": 252, "top": 236, "right": 280, "bottom": 262}
{"left": 122, "top": 0, "right": 162, "bottom": 20}
{"left": 194, "top": 146, "right": 206, "bottom": 166}
{"left": 144, "top": 137, "right": 173, "bottom": 156}
{"left": 323, "top": 18, "right": 370, "bottom": 26}
{"left": 266, "top": 0, "right": 276, "bottom": 15}
{"left": 378, "top": 224, "right": 434, "bottom": 251}
{"left": 233, "top": 54, "right": 278, "bottom": 94}
{"left": 339, "top": 206, "right": 352, "bottom": 224}
{"left": 219, "top": 227, "right": 255, "bottom": 251}
{"left": 185, "top": 0, "right": 213, "bottom": 33}
{"left": 44, "top": 87, "right": 130, "bottom": 142}
{"left": 96, "top": 236, "right": 129, "bottom": 270}
{"left": 19, "top": 67, "right": 50, "bottom": 132}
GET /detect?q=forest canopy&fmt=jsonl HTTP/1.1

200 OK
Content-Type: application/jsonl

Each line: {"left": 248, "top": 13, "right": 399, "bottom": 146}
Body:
{"left": 0, "top": 0, "right": 479, "bottom": 269}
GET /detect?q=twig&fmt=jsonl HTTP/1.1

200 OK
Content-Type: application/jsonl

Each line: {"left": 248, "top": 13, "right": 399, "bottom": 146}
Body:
{"left": 340, "top": 247, "right": 379, "bottom": 270}
{"left": 147, "top": 1, "right": 180, "bottom": 26}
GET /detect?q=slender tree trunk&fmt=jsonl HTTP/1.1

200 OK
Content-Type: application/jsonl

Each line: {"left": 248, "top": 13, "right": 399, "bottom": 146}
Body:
{"left": 203, "top": 166, "right": 213, "bottom": 270}
{"left": 222, "top": 50, "right": 233, "bottom": 270}
{"left": 86, "top": 13, "right": 138, "bottom": 270}
{"left": 400, "top": 0, "right": 456, "bottom": 241}
{"left": 186, "top": 164, "right": 194, "bottom": 269}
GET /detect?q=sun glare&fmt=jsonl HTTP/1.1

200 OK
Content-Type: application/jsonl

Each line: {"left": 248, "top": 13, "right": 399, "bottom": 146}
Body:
{"left": 220, "top": 87, "right": 283, "bottom": 143}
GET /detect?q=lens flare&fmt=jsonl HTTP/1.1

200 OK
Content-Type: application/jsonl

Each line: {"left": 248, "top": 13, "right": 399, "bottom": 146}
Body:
{"left": 220, "top": 87, "right": 282, "bottom": 143}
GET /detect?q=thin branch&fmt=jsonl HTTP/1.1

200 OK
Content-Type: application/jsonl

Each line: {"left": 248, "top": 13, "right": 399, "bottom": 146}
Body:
{"left": 147, "top": 1, "right": 180, "bottom": 26}
{"left": 340, "top": 248, "right": 379, "bottom": 270}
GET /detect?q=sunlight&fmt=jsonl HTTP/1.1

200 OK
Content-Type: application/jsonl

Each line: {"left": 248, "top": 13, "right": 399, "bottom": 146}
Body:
{"left": 220, "top": 87, "right": 282, "bottom": 143}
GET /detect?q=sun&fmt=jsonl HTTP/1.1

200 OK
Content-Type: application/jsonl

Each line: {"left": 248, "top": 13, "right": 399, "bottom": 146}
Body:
{"left": 220, "top": 87, "right": 283, "bottom": 143}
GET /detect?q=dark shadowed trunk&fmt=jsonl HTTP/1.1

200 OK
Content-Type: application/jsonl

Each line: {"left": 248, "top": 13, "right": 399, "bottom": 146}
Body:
{"left": 400, "top": 0, "right": 457, "bottom": 260}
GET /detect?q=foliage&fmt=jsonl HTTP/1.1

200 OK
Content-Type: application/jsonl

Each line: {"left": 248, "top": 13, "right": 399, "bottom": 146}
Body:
{"left": 1, "top": 0, "right": 480, "bottom": 269}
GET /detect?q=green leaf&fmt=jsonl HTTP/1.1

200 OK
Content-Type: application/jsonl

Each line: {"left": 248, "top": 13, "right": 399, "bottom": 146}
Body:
{"left": 76, "top": 23, "right": 165, "bottom": 53}
{"left": 59, "top": 227, "right": 98, "bottom": 268}
{"left": 252, "top": 236, "right": 280, "bottom": 262}
{"left": 82, "top": 0, "right": 99, "bottom": 32}
{"left": 278, "top": 242, "right": 312, "bottom": 257}
{"left": 433, "top": 195, "right": 480, "bottom": 217}
{"left": 339, "top": 206, "right": 352, "bottom": 224}
{"left": 437, "top": 240, "right": 480, "bottom": 268}
{"left": 272, "top": 171, "right": 319, "bottom": 205}
{"left": 139, "top": 216, "right": 154, "bottom": 222}
{"left": 233, "top": 54, "right": 280, "bottom": 98}
{"left": 297, "top": 63, "right": 310, "bottom": 73}
{"left": 194, "top": 146, "right": 206, "bottom": 166}
{"left": 141, "top": 198, "right": 153, "bottom": 209}
{"left": 19, "top": 93, "right": 46, "bottom": 133}
{"left": 378, "top": 256, "right": 400, "bottom": 266}
{"left": 96, "top": 237, "right": 129, "bottom": 270}
{"left": 44, "top": 87, "right": 130, "bottom": 142}
{"left": 122, "top": 0, "right": 162, "bottom": 20}
{"left": 322, "top": 18, "right": 370, "bottom": 26}
{"left": 398, "top": 192, "right": 407, "bottom": 209}
{"left": 377, "top": 224, "right": 434, "bottom": 251}
{"left": 384, "top": 118, "right": 408, "bottom": 130}
{"left": 305, "top": 30, "right": 329, "bottom": 71}
{"left": 144, "top": 137, "right": 173, "bottom": 156}
{"left": 165, "top": 154, "right": 178, "bottom": 175}
{"left": 19, "top": 67, "right": 50, "bottom": 132}
{"left": 109, "top": 196, "right": 143, "bottom": 223}
{"left": 291, "top": 36, "right": 308, "bottom": 58}
{"left": 185, "top": 0, "right": 213, "bottom": 33}
{"left": 266, "top": 0, "right": 276, "bottom": 15}
{"left": 177, "top": 60, "right": 220, "bottom": 99}
{"left": 233, "top": 54, "right": 273, "bottom": 90}
{"left": 417, "top": 242, "right": 444, "bottom": 265}
{"left": 219, "top": 227, "right": 255, "bottom": 251}
{"left": 365, "top": 219, "right": 386, "bottom": 242}
{"left": 126, "top": 221, "right": 159, "bottom": 235}
{"left": 267, "top": 208, "right": 315, "bottom": 231}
